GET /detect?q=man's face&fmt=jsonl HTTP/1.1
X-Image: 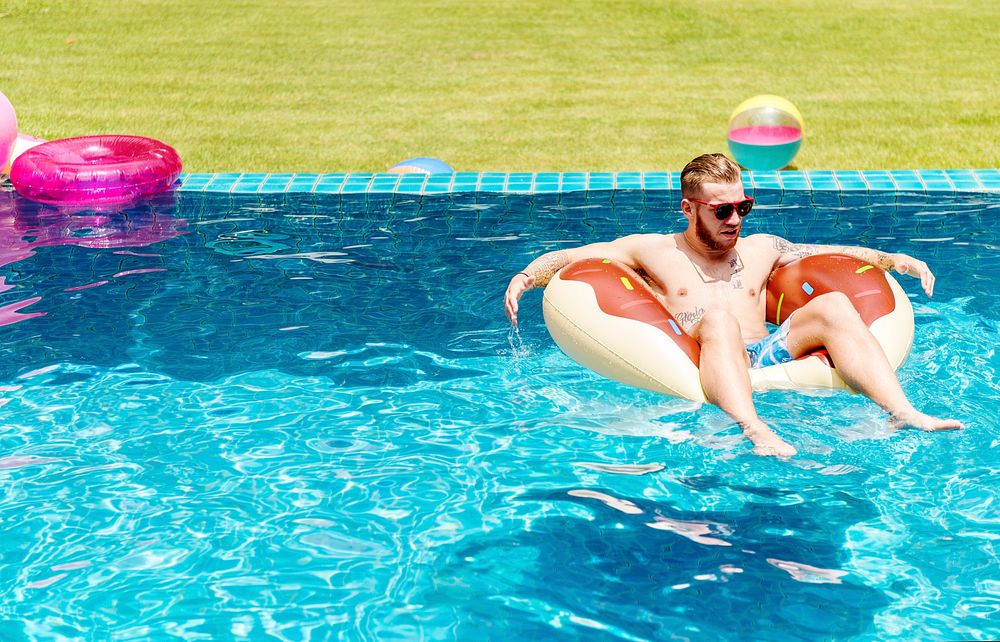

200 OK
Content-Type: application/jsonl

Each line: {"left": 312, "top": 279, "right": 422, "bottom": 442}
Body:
{"left": 684, "top": 181, "right": 748, "bottom": 252}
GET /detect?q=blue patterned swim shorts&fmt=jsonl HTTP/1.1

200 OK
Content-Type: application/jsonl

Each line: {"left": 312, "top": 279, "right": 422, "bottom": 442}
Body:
{"left": 745, "top": 314, "right": 795, "bottom": 369}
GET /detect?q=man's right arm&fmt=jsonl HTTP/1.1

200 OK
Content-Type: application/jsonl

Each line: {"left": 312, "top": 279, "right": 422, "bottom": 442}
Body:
{"left": 503, "top": 238, "right": 640, "bottom": 327}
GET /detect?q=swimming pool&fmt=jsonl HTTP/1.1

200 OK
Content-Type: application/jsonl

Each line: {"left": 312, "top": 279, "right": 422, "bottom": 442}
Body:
{"left": 1, "top": 176, "right": 997, "bottom": 640}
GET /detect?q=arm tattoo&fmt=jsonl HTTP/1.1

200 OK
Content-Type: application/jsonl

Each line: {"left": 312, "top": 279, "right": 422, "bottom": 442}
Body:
{"left": 838, "top": 247, "right": 895, "bottom": 270}
{"left": 771, "top": 235, "right": 812, "bottom": 259}
{"left": 772, "top": 234, "right": 896, "bottom": 271}
{"left": 771, "top": 235, "right": 896, "bottom": 270}
{"left": 520, "top": 250, "right": 570, "bottom": 288}
{"left": 674, "top": 307, "right": 705, "bottom": 329}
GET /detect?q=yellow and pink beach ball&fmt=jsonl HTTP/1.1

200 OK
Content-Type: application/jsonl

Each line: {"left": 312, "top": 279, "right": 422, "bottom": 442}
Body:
{"left": 727, "top": 95, "right": 804, "bottom": 171}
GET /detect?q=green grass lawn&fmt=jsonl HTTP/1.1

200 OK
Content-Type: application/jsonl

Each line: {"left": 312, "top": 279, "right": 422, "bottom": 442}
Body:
{"left": 1, "top": 0, "right": 997, "bottom": 172}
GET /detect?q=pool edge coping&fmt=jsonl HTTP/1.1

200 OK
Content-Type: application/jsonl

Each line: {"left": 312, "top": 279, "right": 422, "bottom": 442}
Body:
{"left": 176, "top": 170, "right": 1000, "bottom": 195}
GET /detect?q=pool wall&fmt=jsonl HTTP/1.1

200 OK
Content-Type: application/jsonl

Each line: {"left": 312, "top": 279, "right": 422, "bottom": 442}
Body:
{"left": 177, "top": 169, "right": 1000, "bottom": 196}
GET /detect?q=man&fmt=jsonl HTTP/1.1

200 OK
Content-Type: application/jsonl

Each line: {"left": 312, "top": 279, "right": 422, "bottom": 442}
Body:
{"left": 503, "top": 153, "right": 963, "bottom": 457}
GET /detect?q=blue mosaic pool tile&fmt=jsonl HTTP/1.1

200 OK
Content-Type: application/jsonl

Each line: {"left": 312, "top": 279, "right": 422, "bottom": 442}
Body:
{"left": 777, "top": 171, "right": 808, "bottom": 189}
{"left": 945, "top": 169, "right": 988, "bottom": 192}
{"left": 478, "top": 180, "right": 506, "bottom": 193}
{"left": 337, "top": 174, "right": 372, "bottom": 194}
{"left": 174, "top": 170, "right": 1000, "bottom": 197}
{"left": 393, "top": 176, "right": 425, "bottom": 195}
{"left": 806, "top": 171, "right": 837, "bottom": 190}
{"left": 313, "top": 181, "right": 345, "bottom": 195}
{"left": 587, "top": 173, "right": 614, "bottom": 190}
{"left": 203, "top": 173, "right": 239, "bottom": 190}
{"left": 259, "top": 175, "right": 292, "bottom": 193}
{"left": 834, "top": 171, "right": 867, "bottom": 190}
{"left": 369, "top": 174, "right": 401, "bottom": 192}
{"left": 641, "top": 172, "right": 670, "bottom": 190}
{"left": 888, "top": 171, "right": 925, "bottom": 191}
{"left": 452, "top": 173, "right": 478, "bottom": 191}
{"left": 750, "top": 173, "right": 782, "bottom": 189}
{"left": 288, "top": 175, "right": 317, "bottom": 187}
{"left": 232, "top": 175, "right": 269, "bottom": 193}
{"left": 178, "top": 173, "right": 210, "bottom": 189}
{"left": 616, "top": 172, "right": 643, "bottom": 189}
{"left": 422, "top": 184, "right": 452, "bottom": 195}
{"left": 506, "top": 174, "right": 533, "bottom": 192}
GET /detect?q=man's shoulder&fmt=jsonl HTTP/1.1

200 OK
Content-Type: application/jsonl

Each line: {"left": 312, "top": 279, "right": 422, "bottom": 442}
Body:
{"left": 739, "top": 234, "right": 784, "bottom": 268}
{"left": 741, "top": 232, "right": 780, "bottom": 246}
{"left": 617, "top": 232, "right": 677, "bottom": 248}
{"left": 741, "top": 233, "right": 786, "bottom": 253}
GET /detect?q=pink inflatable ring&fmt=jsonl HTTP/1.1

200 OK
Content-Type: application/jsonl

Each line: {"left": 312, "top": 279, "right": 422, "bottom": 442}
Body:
{"left": 10, "top": 135, "right": 182, "bottom": 206}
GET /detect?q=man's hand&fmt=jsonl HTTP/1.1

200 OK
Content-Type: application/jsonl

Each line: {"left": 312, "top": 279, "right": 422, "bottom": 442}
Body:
{"left": 890, "top": 253, "right": 935, "bottom": 296}
{"left": 504, "top": 273, "right": 536, "bottom": 327}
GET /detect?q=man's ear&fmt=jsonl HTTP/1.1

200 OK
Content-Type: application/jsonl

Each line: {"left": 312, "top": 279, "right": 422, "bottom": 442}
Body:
{"left": 680, "top": 198, "right": 694, "bottom": 221}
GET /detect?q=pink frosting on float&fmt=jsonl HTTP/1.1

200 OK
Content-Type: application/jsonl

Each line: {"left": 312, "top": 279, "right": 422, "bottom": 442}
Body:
{"left": 10, "top": 135, "right": 182, "bottom": 206}
{"left": 727, "top": 125, "right": 802, "bottom": 146}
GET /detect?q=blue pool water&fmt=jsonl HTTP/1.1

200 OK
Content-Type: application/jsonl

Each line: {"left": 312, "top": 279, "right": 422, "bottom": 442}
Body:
{"left": 0, "top": 185, "right": 997, "bottom": 641}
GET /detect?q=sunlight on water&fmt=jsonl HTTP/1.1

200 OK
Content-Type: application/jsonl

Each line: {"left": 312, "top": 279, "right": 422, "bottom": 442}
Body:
{"left": 0, "top": 186, "right": 997, "bottom": 641}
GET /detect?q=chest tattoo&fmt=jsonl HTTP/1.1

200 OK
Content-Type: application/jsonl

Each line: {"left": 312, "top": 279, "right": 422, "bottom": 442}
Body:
{"left": 674, "top": 307, "right": 705, "bottom": 328}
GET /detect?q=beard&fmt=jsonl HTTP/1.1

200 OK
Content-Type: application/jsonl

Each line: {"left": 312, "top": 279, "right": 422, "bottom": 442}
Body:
{"left": 694, "top": 214, "right": 738, "bottom": 252}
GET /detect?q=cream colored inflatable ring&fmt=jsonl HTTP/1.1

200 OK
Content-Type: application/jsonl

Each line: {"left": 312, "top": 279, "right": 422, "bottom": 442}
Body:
{"left": 542, "top": 254, "right": 914, "bottom": 402}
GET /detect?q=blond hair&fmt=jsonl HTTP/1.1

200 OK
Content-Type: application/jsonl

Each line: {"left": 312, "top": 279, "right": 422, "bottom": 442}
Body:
{"left": 680, "top": 154, "right": 742, "bottom": 199}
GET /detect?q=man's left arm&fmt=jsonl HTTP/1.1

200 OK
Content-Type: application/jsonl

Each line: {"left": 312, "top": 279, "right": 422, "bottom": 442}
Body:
{"left": 766, "top": 234, "right": 936, "bottom": 296}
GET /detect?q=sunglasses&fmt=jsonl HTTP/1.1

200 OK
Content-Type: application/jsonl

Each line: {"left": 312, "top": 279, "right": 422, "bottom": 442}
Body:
{"left": 688, "top": 196, "right": 754, "bottom": 220}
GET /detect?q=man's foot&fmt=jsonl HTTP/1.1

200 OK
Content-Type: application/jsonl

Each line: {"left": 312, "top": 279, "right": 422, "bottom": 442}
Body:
{"left": 742, "top": 422, "right": 797, "bottom": 457}
{"left": 890, "top": 411, "right": 965, "bottom": 432}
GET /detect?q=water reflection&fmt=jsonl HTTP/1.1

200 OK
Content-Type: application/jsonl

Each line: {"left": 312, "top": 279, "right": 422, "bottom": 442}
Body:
{"left": 0, "top": 190, "right": 187, "bottom": 327}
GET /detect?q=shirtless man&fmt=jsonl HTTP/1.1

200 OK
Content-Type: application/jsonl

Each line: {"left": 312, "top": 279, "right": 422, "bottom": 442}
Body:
{"left": 503, "top": 153, "right": 964, "bottom": 457}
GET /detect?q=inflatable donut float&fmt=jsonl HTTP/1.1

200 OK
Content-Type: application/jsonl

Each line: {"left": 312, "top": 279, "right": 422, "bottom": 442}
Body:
{"left": 542, "top": 254, "right": 914, "bottom": 402}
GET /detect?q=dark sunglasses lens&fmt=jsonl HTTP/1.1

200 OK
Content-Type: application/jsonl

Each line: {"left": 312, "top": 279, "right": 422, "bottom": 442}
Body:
{"left": 714, "top": 204, "right": 735, "bottom": 220}
{"left": 737, "top": 199, "right": 754, "bottom": 216}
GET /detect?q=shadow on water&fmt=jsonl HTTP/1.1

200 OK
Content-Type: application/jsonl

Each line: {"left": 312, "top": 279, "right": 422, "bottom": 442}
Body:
{"left": 414, "top": 485, "right": 888, "bottom": 641}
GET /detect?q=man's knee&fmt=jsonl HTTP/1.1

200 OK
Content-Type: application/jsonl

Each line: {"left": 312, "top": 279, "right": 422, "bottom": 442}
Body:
{"left": 806, "top": 291, "right": 862, "bottom": 327}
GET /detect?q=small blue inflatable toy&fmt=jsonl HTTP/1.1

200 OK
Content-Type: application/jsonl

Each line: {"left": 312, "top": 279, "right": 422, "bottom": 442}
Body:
{"left": 388, "top": 157, "right": 454, "bottom": 174}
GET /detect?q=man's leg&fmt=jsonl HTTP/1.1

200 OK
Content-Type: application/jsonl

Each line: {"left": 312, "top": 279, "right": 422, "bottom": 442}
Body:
{"left": 692, "top": 310, "right": 797, "bottom": 456}
{"left": 785, "top": 292, "right": 963, "bottom": 431}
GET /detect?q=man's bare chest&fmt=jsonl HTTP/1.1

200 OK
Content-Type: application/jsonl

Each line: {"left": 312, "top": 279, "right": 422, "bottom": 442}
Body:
{"left": 635, "top": 252, "right": 769, "bottom": 315}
